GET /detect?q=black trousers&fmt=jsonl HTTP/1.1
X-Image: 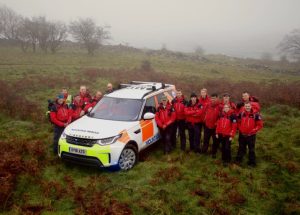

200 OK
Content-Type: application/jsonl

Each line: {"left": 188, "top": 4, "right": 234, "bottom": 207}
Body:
{"left": 172, "top": 120, "right": 187, "bottom": 150}
{"left": 219, "top": 135, "right": 232, "bottom": 163}
{"left": 236, "top": 134, "right": 256, "bottom": 165}
{"left": 160, "top": 125, "right": 173, "bottom": 154}
{"left": 53, "top": 125, "right": 64, "bottom": 154}
{"left": 187, "top": 122, "right": 201, "bottom": 152}
{"left": 202, "top": 126, "right": 218, "bottom": 154}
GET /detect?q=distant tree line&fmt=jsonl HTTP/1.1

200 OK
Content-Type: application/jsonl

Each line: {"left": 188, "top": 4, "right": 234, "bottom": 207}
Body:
{"left": 0, "top": 5, "right": 110, "bottom": 55}
{"left": 1, "top": 4, "right": 300, "bottom": 60}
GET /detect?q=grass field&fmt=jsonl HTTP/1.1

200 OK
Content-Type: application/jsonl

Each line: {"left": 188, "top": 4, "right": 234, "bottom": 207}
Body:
{"left": 0, "top": 45, "right": 299, "bottom": 215}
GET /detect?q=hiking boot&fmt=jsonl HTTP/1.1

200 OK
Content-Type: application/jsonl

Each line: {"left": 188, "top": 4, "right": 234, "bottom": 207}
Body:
{"left": 248, "top": 162, "right": 256, "bottom": 167}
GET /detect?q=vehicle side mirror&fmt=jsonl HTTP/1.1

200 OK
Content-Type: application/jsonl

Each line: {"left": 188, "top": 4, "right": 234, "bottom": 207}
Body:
{"left": 143, "top": 112, "right": 155, "bottom": 120}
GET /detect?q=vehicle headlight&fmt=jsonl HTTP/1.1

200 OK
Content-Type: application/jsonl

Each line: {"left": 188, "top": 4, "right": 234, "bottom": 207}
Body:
{"left": 97, "top": 134, "right": 122, "bottom": 146}
{"left": 60, "top": 131, "right": 66, "bottom": 139}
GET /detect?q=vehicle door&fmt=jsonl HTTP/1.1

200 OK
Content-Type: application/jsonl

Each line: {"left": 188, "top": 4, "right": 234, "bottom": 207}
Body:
{"left": 139, "top": 96, "right": 160, "bottom": 150}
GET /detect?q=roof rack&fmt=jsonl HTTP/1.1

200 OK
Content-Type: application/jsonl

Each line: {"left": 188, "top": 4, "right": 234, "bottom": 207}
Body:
{"left": 130, "top": 81, "right": 156, "bottom": 85}
{"left": 118, "top": 83, "right": 132, "bottom": 89}
{"left": 117, "top": 81, "right": 171, "bottom": 98}
{"left": 142, "top": 82, "right": 168, "bottom": 98}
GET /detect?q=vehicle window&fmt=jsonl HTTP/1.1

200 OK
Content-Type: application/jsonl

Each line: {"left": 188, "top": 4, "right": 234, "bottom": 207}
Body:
{"left": 143, "top": 96, "right": 156, "bottom": 114}
{"left": 89, "top": 97, "right": 143, "bottom": 121}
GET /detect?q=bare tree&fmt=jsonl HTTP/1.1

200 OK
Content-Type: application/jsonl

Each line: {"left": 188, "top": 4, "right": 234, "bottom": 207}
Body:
{"left": 161, "top": 43, "right": 167, "bottom": 51}
{"left": 34, "top": 16, "right": 51, "bottom": 52}
{"left": 278, "top": 29, "right": 300, "bottom": 61}
{"left": 20, "top": 18, "right": 39, "bottom": 52}
{"left": 16, "top": 19, "right": 31, "bottom": 52}
{"left": 194, "top": 45, "right": 205, "bottom": 56}
{"left": 69, "top": 18, "right": 110, "bottom": 55}
{"left": 17, "top": 17, "right": 67, "bottom": 53}
{"left": 48, "top": 21, "right": 67, "bottom": 53}
{"left": 0, "top": 5, "right": 21, "bottom": 40}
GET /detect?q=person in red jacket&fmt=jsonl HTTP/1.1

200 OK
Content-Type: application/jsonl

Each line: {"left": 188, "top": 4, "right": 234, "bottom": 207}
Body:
{"left": 155, "top": 96, "right": 176, "bottom": 154}
{"left": 79, "top": 85, "right": 92, "bottom": 107}
{"left": 219, "top": 93, "right": 236, "bottom": 113}
{"left": 199, "top": 88, "right": 211, "bottom": 108}
{"left": 199, "top": 88, "right": 211, "bottom": 144}
{"left": 61, "top": 87, "right": 73, "bottom": 107}
{"left": 216, "top": 104, "right": 237, "bottom": 165}
{"left": 171, "top": 89, "right": 188, "bottom": 151}
{"left": 241, "top": 91, "right": 260, "bottom": 113}
{"left": 50, "top": 94, "right": 72, "bottom": 154}
{"left": 185, "top": 93, "right": 204, "bottom": 153}
{"left": 236, "top": 102, "right": 263, "bottom": 167}
{"left": 84, "top": 91, "right": 103, "bottom": 113}
{"left": 70, "top": 95, "right": 85, "bottom": 122}
{"left": 202, "top": 93, "right": 220, "bottom": 154}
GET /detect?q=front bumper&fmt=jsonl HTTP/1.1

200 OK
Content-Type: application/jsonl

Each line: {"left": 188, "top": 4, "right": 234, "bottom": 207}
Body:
{"left": 58, "top": 139, "right": 124, "bottom": 167}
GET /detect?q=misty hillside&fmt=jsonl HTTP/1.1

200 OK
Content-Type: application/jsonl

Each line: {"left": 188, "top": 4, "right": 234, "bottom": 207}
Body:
{"left": 0, "top": 44, "right": 300, "bottom": 215}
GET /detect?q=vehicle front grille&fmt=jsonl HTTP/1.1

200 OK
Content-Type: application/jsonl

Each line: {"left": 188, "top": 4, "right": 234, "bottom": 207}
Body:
{"left": 66, "top": 135, "right": 98, "bottom": 147}
{"left": 61, "top": 152, "right": 103, "bottom": 168}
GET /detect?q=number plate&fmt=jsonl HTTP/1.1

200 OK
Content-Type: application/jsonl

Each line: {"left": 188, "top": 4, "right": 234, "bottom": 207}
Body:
{"left": 69, "top": 147, "right": 86, "bottom": 155}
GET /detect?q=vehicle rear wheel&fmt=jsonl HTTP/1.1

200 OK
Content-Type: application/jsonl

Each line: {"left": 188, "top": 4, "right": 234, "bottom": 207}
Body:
{"left": 118, "top": 145, "right": 137, "bottom": 170}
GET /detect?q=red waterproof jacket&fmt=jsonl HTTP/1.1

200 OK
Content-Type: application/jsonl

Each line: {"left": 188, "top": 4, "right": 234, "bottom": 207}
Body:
{"left": 216, "top": 110, "right": 237, "bottom": 138}
{"left": 50, "top": 102, "right": 71, "bottom": 127}
{"left": 172, "top": 96, "right": 187, "bottom": 120}
{"left": 204, "top": 102, "right": 221, "bottom": 129}
{"left": 238, "top": 110, "right": 263, "bottom": 135}
{"left": 69, "top": 101, "right": 84, "bottom": 121}
{"left": 155, "top": 102, "right": 176, "bottom": 129}
{"left": 199, "top": 96, "right": 211, "bottom": 108}
{"left": 184, "top": 101, "right": 204, "bottom": 124}
{"left": 80, "top": 92, "right": 92, "bottom": 106}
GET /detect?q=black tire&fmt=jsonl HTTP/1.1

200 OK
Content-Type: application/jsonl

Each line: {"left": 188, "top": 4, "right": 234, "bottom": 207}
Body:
{"left": 118, "top": 144, "right": 138, "bottom": 170}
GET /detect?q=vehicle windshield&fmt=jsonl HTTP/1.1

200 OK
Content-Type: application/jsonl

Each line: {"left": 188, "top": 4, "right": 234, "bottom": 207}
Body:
{"left": 89, "top": 97, "right": 143, "bottom": 121}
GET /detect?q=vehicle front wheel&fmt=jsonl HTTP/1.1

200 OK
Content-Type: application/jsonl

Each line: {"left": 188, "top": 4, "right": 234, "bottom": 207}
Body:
{"left": 118, "top": 145, "right": 138, "bottom": 170}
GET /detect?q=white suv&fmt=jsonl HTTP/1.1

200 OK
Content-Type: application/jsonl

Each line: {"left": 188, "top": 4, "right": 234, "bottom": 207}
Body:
{"left": 58, "top": 81, "right": 176, "bottom": 170}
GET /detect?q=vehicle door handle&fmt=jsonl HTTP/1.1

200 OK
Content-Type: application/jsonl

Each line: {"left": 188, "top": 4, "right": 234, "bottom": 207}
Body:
{"left": 134, "top": 129, "right": 141, "bottom": 134}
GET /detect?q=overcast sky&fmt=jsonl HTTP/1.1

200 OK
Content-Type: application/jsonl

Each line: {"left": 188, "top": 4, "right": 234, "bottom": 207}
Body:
{"left": 1, "top": 0, "right": 300, "bottom": 58}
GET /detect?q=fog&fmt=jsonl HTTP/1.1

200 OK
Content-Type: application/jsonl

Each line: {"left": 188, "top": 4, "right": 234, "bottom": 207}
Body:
{"left": 1, "top": 0, "right": 300, "bottom": 58}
